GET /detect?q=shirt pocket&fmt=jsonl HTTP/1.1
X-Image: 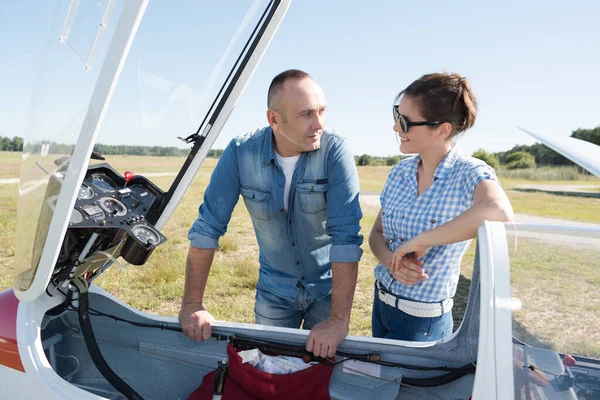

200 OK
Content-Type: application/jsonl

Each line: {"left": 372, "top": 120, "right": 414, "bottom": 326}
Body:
{"left": 240, "top": 186, "right": 271, "bottom": 221}
{"left": 296, "top": 181, "right": 328, "bottom": 214}
{"left": 418, "top": 212, "right": 453, "bottom": 234}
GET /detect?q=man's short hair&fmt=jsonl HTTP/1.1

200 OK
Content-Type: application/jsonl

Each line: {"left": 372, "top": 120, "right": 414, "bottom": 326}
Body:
{"left": 267, "top": 69, "right": 312, "bottom": 109}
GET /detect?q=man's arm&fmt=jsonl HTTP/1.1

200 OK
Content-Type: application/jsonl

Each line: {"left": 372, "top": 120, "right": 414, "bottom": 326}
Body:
{"left": 180, "top": 140, "right": 241, "bottom": 339}
{"left": 306, "top": 138, "right": 363, "bottom": 358}
{"left": 305, "top": 260, "right": 358, "bottom": 358}
{"left": 179, "top": 246, "right": 217, "bottom": 341}
{"left": 329, "top": 261, "right": 358, "bottom": 324}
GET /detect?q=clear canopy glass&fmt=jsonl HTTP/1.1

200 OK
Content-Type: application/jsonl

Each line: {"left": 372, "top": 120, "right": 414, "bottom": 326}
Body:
{"left": 506, "top": 222, "right": 600, "bottom": 398}
{"left": 15, "top": 0, "right": 274, "bottom": 292}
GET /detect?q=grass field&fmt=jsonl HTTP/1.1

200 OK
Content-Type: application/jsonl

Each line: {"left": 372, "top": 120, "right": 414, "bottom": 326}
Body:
{"left": 0, "top": 151, "right": 22, "bottom": 178}
{"left": 0, "top": 153, "right": 599, "bottom": 358}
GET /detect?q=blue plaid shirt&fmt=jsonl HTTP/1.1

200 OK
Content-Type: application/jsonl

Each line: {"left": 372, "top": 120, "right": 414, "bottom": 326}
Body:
{"left": 374, "top": 145, "right": 499, "bottom": 302}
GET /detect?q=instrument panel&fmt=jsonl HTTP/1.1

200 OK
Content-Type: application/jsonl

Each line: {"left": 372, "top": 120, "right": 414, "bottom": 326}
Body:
{"left": 69, "top": 164, "right": 167, "bottom": 250}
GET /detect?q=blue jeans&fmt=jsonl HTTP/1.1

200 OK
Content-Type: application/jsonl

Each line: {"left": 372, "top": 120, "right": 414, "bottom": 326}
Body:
{"left": 372, "top": 282, "right": 453, "bottom": 342}
{"left": 254, "top": 288, "right": 331, "bottom": 330}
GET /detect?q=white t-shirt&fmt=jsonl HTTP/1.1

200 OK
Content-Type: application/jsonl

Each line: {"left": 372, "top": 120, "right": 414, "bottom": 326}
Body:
{"left": 275, "top": 151, "right": 300, "bottom": 211}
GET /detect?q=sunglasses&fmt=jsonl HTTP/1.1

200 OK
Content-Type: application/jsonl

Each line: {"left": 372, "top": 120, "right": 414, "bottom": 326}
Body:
{"left": 392, "top": 106, "right": 442, "bottom": 133}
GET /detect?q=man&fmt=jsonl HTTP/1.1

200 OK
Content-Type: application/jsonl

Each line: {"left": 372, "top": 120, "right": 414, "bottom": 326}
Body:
{"left": 179, "top": 69, "right": 363, "bottom": 358}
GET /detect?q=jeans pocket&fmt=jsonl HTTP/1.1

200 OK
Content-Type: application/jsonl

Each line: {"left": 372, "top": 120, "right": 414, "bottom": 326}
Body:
{"left": 399, "top": 312, "right": 433, "bottom": 335}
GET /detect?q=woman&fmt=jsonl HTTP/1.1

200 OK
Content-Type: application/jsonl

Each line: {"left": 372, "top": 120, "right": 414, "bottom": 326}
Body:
{"left": 369, "top": 72, "right": 514, "bottom": 342}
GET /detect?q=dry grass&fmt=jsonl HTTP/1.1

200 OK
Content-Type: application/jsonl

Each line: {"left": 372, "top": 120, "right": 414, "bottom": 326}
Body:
{"left": 0, "top": 153, "right": 599, "bottom": 358}
{"left": 0, "top": 151, "right": 23, "bottom": 178}
{"left": 0, "top": 183, "right": 18, "bottom": 290}
{"left": 508, "top": 239, "right": 600, "bottom": 358}
{"left": 508, "top": 190, "right": 600, "bottom": 223}
{"left": 498, "top": 166, "right": 600, "bottom": 182}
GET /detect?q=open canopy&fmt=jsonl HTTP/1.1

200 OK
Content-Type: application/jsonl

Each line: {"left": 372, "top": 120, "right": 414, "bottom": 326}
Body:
{"left": 14, "top": 0, "right": 291, "bottom": 302}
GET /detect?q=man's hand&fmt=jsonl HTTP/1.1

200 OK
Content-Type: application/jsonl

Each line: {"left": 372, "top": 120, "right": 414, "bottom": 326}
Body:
{"left": 179, "top": 302, "right": 215, "bottom": 342}
{"left": 389, "top": 235, "right": 430, "bottom": 285}
{"left": 306, "top": 316, "right": 349, "bottom": 358}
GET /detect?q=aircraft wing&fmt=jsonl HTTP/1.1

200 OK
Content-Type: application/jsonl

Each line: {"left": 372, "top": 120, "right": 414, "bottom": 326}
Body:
{"left": 518, "top": 126, "right": 600, "bottom": 178}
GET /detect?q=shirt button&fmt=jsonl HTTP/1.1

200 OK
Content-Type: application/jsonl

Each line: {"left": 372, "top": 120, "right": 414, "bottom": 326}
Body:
{"left": 400, "top": 238, "right": 405, "bottom": 243}
{"left": 387, "top": 239, "right": 393, "bottom": 243}
{"left": 291, "top": 242, "right": 295, "bottom": 247}
{"left": 296, "top": 261, "right": 300, "bottom": 265}
{"left": 301, "top": 276, "right": 305, "bottom": 280}
{"left": 402, "top": 215, "right": 405, "bottom": 219}
{"left": 278, "top": 184, "right": 283, "bottom": 188}
{"left": 279, "top": 208, "right": 285, "bottom": 212}
{"left": 431, "top": 219, "right": 437, "bottom": 224}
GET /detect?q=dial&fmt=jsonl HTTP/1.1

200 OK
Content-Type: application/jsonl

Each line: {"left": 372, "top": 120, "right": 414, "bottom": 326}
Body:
{"left": 78, "top": 183, "right": 94, "bottom": 200}
{"left": 132, "top": 225, "right": 160, "bottom": 246}
{"left": 70, "top": 209, "right": 83, "bottom": 224}
{"left": 98, "top": 197, "right": 127, "bottom": 217}
{"left": 90, "top": 174, "right": 116, "bottom": 192}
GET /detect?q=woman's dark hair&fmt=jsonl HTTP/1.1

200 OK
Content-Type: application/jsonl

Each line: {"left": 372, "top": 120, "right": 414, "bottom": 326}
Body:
{"left": 395, "top": 72, "right": 478, "bottom": 138}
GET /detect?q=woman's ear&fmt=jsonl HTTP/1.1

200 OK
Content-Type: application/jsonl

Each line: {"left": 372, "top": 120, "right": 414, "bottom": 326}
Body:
{"left": 437, "top": 122, "right": 453, "bottom": 140}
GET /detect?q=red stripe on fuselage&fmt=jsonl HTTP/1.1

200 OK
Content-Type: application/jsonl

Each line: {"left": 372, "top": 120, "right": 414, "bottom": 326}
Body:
{"left": 0, "top": 289, "right": 25, "bottom": 373}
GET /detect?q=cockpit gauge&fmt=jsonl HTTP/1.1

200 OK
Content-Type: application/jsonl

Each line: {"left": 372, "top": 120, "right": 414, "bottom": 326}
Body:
{"left": 78, "top": 183, "right": 94, "bottom": 200}
{"left": 70, "top": 209, "right": 83, "bottom": 224}
{"left": 131, "top": 225, "right": 160, "bottom": 246}
{"left": 98, "top": 197, "right": 127, "bottom": 217}
{"left": 90, "top": 174, "right": 117, "bottom": 192}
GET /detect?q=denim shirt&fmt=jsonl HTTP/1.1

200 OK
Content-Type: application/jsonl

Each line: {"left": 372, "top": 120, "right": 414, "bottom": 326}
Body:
{"left": 189, "top": 127, "right": 363, "bottom": 302}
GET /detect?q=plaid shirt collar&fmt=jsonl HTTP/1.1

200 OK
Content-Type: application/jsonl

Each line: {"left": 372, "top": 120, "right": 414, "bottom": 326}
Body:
{"left": 401, "top": 145, "right": 465, "bottom": 182}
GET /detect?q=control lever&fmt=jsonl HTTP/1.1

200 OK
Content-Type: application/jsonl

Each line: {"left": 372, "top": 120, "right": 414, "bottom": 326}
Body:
{"left": 123, "top": 171, "right": 134, "bottom": 188}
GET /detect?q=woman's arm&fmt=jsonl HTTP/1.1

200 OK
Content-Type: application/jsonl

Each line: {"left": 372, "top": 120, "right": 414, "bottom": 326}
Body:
{"left": 368, "top": 209, "right": 394, "bottom": 269}
{"left": 389, "top": 180, "right": 514, "bottom": 279}
{"left": 370, "top": 208, "right": 428, "bottom": 285}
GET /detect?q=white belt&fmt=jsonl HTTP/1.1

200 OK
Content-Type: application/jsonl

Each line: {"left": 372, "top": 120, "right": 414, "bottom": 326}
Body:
{"left": 376, "top": 281, "right": 453, "bottom": 318}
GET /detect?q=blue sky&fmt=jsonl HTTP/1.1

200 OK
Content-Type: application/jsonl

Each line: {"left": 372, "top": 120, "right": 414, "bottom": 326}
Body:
{"left": 1, "top": 0, "right": 599, "bottom": 157}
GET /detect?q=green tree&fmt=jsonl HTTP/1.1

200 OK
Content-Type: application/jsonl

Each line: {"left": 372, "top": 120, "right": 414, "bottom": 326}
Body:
{"left": 472, "top": 149, "right": 499, "bottom": 170}
{"left": 571, "top": 126, "right": 600, "bottom": 146}
{"left": 506, "top": 151, "right": 536, "bottom": 169}
{"left": 495, "top": 143, "right": 572, "bottom": 166}
{"left": 385, "top": 156, "right": 401, "bottom": 166}
{"left": 1, "top": 137, "right": 10, "bottom": 151}
{"left": 357, "top": 154, "right": 372, "bottom": 166}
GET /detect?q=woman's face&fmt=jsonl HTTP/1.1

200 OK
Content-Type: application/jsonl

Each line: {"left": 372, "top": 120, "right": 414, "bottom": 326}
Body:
{"left": 393, "top": 95, "right": 440, "bottom": 155}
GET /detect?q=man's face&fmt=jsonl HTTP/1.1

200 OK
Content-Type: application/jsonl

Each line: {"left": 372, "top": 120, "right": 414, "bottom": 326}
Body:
{"left": 269, "top": 78, "right": 327, "bottom": 155}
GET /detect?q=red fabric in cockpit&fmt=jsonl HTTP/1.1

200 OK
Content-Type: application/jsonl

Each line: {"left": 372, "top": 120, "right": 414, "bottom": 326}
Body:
{"left": 188, "top": 343, "right": 334, "bottom": 400}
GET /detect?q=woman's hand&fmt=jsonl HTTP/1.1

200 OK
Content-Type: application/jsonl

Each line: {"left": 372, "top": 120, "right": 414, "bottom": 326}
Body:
{"left": 389, "top": 236, "right": 430, "bottom": 285}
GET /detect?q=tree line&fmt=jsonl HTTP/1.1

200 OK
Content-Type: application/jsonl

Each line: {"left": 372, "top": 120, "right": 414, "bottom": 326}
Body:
{"left": 0, "top": 137, "right": 223, "bottom": 158}
{"left": 2, "top": 126, "right": 598, "bottom": 169}
{"left": 471, "top": 126, "right": 599, "bottom": 170}
{"left": 0, "top": 136, "right": 23, "bottom": 151}
{"left": 355, "top": 126, "right": 600, "bottom": 169}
